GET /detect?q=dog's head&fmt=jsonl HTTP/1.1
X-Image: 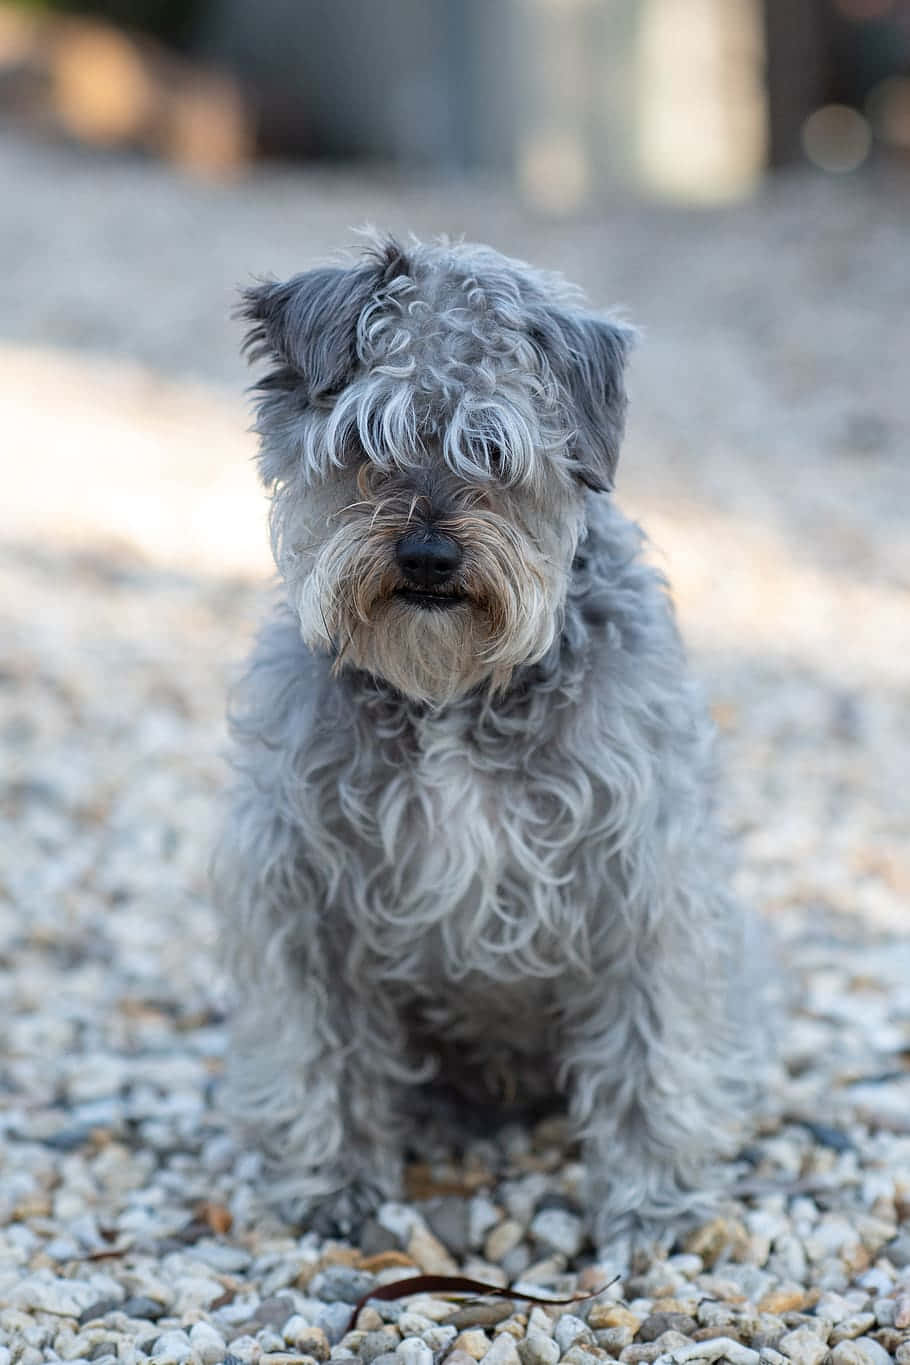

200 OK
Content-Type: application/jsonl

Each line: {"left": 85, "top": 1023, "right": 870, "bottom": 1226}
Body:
{"left": 241, "top": 236, "right": 633, "bottom": 704}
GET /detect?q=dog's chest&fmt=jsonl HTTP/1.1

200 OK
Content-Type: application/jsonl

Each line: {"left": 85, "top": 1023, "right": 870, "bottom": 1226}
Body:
{"left": 360, "top": 708, "right": 580, "bottom": 984}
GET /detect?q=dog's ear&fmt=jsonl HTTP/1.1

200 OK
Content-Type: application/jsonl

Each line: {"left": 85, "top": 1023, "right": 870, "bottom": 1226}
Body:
{"left": 531, "top": 311, "right": 635, "bottom": 492}
{"left": 240, "top": 264, "right": 381, "bottom": 400}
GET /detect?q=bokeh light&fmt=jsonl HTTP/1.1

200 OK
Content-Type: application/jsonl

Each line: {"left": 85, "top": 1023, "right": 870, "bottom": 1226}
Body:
{"left": 801, "top": 102, "right": 873, "bottom": 171}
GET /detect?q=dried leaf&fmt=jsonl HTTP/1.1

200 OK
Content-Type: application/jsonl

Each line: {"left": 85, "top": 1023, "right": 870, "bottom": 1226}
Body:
{"left": 346, "top": 1272, "right": 617, "bottom": 1335}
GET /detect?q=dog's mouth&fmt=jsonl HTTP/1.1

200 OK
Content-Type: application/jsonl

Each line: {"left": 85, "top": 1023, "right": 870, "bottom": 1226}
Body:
{"left": 394, "top": 587, "right": 468, "bottom": 611}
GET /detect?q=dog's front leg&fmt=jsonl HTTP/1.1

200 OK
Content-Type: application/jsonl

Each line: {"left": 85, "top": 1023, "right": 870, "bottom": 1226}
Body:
{"left": 215, "top": 805, "right": 413, "bottom": 1235}
{"left": 226, "top": 931, "right": 414, "bottom": 1233}
{"left": 557, "top": 934, "right": 740, "bottom": 1257}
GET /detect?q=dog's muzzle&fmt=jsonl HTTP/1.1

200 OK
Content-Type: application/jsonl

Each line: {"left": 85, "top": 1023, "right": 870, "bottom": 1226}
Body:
{"left": 394, "top": 529, "right": 466, "bottom": 610}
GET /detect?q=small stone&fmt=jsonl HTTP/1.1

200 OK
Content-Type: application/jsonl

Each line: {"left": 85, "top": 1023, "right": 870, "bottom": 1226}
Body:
{"left": 151, "top": 1329, "right": 193, "bottom": 1363}
{"left": 318, "top": 1303, "right": 357, "bottom": 1345}
{"left": 77, "top": 1299, "right": 120, "bottom": 1326}
{"left": 886, "top": 1232, "right": 910, "bottom": 1268}
{"left": 359, "top": 1251, "right": 417, "bottom": 1274}
{"left": 554, "top": 1314, "right": 594, "bottom": 1354}
{"left": 871, "top": 1297, "right": 895, "bottom": 1327}
{"left": 486, "top": 1220, "right": 526, "bottom": 1264}
{"left": 446, "top": 1303, "right": 515, "bottom": 1330}
{"left": 587, "top": 1307, "right": 641, "bottom": 1333}
{"left": 361, "top": 1331, "right": 401, "bottom": 1363}
{"left": 283, "top": 1317, "right": 313, "bottom": 1346}
{"left": 265, "top": 1357, "right": 320, "bottom": 1364}
{"left": 396, "top": 1338, "right": 434, "bottom": 1365}
{"left": 118, "top": 1293, "right": 167, "bottom": 1321}
{"left": 830, "top": 1315, "right": 876, "bottom": 1344}
{"left": 647, "top": 1330, "right": 693, "bottom": 1354}
{"left": 514, "top": 1256, "right": 567, "bottom": 1286}
{"left": 668, "top": 1256, "right": 703, "bottom": 1280}
{"left": 173, "top": 1274, "right": 226, "bottom": 1314}
{"left": 454, "top": 1330, "right": 493, "bottom": 1359}
{"left": 530, "top": 1210, "right": 585, "bottom": 1260}
{"left": 310, "top": 1267, "right": 377, "bottom": 1304}
{"left": 758, "top": 1292, "right": 814, "bottom": 1316}
{"left": 696, "top": 1302, "right": 737, "bottom": 1330}
{"left": 422, "top": 1197, "right": 471, "bottom": 1260}
{"left": 828, "top": 1341, "right": 893, "bottom": 1365}
{"left": 191, "top": 1240, "right": 253, "bottom": 1273}
{"left": 356, "top": 1308, "right": 387, "bottom": 1331}
{"left": 502, "top": 1244, "right": 532, "bottom": 1281}
{"left": 594, "top": 1326, "right": 635, "bottom": 1352}
{"left": 651, "top": 1300, "right": 698, "bottom": 1317}
{"left": 424, "top": 1324, "right": 457, "bottom": 1351}
{"left": 684, "top": 1219, "right": 750, "bottom": 1269}
{"left": 894, "top": 1344, "right": 910, "bottom": 1365}
{"left": 288, "top": 1325, "right": 331, "bottom": 1360}
{"left": 398, "top": 1312, "right": 434, "bottom": 1337}
{"left": 225, "top": 1336, "right": 260, "bottom": 1363}
{"left": 253, "top": 1294, "right": 300, "bottom": 1330}
{"left": 470, "top": 1197, "right": 504, "bottom": 1249}
{"left": 637, "top": 1313, "right": 696, "bottom": 1342}
{"left": 659, "top": 1340, "right": 759, "bottom": 1365}
{"left": 378, "top": 1204, "right": 420, "bottom": 1245}
{"left": 776, "top": 1326, "right": 828, "bottom": 1365}
{"left": 407, "top": 1224, "right": 458, "bottom": 1275}
{"left": 894, "top": 1293, "right": 910, "bottom": 1328}
{"left": 10, "top": 1273, "right": 118, "bottom": 1318}
{"left": 872, "top": 1330, "right": 903, "bottom": 1356}
{"left": 189, "top": 1320, "right": 228, "bottom": 1364}
{"left": 562, "top": 1347, "right": 608, "bottom": 1365}
{"left": 814, "top": 1293, "right": 854, "bottom": 1326}
{"left": 619, "top": 1346, "right": 663, "bottom": 1364}
{"left": 518, "top": 1329, "right": 560, "bottom": 1365}
{"left": 481, "top": 1334, "right": 522, "bottom": 1365}
{"left": 361, "top": 1219, "right": 403, "bottom": 1257}
{"left": 450, "top": 1353, "right": 482, "bottom": 1365}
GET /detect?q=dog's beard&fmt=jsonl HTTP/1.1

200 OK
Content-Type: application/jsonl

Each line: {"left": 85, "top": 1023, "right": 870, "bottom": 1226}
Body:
{"left": 294, "top": 511, "right": 566, "bottom": 705}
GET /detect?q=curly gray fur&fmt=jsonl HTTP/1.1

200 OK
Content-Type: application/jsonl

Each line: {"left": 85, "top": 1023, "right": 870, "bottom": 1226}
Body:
{"left": 213, "top": 234, "right": 766, "bottom": 1252}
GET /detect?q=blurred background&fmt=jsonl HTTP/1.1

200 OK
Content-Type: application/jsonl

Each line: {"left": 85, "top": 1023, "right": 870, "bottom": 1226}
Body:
{"left": 0, "top": 0, "right": 908, "bottom": 1313}
{"left": 0, "top": 0, "right": 908, "bottom": 1144}
{"left": 0, "top": 0, "right": 907, "bottom": 975}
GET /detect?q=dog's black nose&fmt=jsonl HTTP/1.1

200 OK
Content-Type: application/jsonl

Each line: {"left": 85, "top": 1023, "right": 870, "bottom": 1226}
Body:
{"left": 395, "top": 530, "right": 463, "bottom": 588}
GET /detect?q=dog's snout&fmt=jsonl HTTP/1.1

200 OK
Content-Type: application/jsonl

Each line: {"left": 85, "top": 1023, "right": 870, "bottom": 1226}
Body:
{"left": 395, "top": 530, "right": 463, "bottom": 587}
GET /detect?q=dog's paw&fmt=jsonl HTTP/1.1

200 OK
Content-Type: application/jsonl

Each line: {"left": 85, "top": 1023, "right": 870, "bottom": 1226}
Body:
{"left": 299, "top": 1181, "right": 386, "bottom": 1239}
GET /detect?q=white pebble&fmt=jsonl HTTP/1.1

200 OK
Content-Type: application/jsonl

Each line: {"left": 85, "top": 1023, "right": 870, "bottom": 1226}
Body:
{"left": 188, "top": 1320, "right": 227, "bottom": 1364}
{"left": 776, "top": 1326, "right": 828, "bottom": 1365}
{"left": 653, "top": 1339, "right": 759, "bottom": 1365}
{"left": 828, "top": 1341, "right": 893, "bottom": 1365}
{"left": 518, "top": 1328, "right": 559, "bottom": 1365}
{"left": 151, "top": 1329, "right": 193, "bottom": 1364}
{"left": 530, "top": 1209, "right": 584, "bottom": 1259}
{"left": 481, "top": 1333, "right": 522, "bottom": 1365}
{"left": 396, "top": 1337, "right": 434, "bottom": 1365}
{"left": 554, "top": 1314, "right": 591, "bottom": 1354}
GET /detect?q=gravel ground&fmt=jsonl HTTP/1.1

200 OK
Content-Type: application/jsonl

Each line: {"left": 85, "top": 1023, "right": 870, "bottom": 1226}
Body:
{"left": 1, "top": 131, "right": 909, "bottom": 1364}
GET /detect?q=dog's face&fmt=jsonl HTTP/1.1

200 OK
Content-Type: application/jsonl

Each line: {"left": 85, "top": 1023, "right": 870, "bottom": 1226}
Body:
{"left": 242, "top": 237, "right": 632, "bottom": 704}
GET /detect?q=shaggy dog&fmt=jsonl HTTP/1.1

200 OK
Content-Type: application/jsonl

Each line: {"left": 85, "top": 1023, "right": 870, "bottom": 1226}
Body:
{"left": 213, "top": 235, "right": 763, "bottom": 1253}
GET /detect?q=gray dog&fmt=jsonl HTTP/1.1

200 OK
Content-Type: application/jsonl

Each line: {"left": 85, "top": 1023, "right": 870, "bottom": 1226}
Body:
{"left": 213, "top": 235, "right": 763, "bottom": 1253}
